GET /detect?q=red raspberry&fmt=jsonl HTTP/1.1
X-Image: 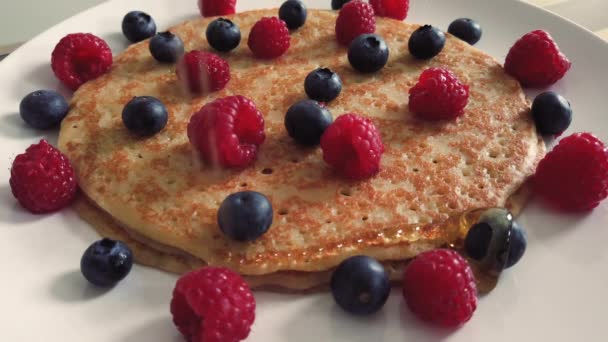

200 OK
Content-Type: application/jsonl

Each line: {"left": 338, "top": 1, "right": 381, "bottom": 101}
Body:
{"left": 51, "top": 33, "right": 113, "bottom": 91}
{"left": 403, "top": 249, "right": 477, "bottom": 327}
{"left": 188, "top": 95, "right": 265, "bottom": 168}
{"left": 320, "top": 113, "right": 384, "bottom": 180}
{"left": 247, "top": 17, "right": 290, "bottom": 59}
{"left": 408, "top": 67, "right": 469, "bottom": 121}
{"left": 335, "top": 1, "right": 376, "bottom": 46}
{"left": 10, "top": 140, "right": 77, "bottom": 214}
{"left": 198, "top": 0, "right": 236, "bottom": 17}
{"left": 177, "top": 50, "right": 230, "bottom": 94}
{"left": 534, "top": 133, "right": 608, "bottom": 211}
{"left": 170, "top": 267, "right": 256, "bottom": 342}
{"left": 504, "top": 30, "right": 571, "bottom": 88}
{"left": 370, "top": 0, "right": 410, "bottom": 20}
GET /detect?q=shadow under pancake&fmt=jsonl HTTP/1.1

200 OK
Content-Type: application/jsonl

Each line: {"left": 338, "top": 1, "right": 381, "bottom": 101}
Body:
{"left": 0, "top": 184, "right": 44, "bottom": 224}
{"left": 119, "top": 315, "right": 181, "bottom": 342}
{"left": 49, "top": 270, "right": 111, "bottom": 302}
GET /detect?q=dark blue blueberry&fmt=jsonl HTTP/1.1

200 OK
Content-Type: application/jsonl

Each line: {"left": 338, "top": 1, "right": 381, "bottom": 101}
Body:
{"left": 279, "top": 0, "right": 307, "bottom": 30}
{"left": 122, "top": 96, "right": 168, "bottom": 136}
{"left": 505, "top": 220, "right": 527, "bottom": 269}
{"left": 304, "top": 68, "right": 342, "bottom": 102}
{"left": 348, "top": 34, "right": 389, "bottom": 73}
{"left": 448, "top": 18, "right": 482, "bottom": 45}
{"left": 285, "top": 100, "right": 333, "bottom": 146}
{"left": 149, "top": 31, "right": 184, "bottom": 63}
{"left": 206, "top": 18, "right": 242, "bottom": 52}
{"left": 330, "top": 255, "right": 390, "bottom": 315}
{"left": 80, "top": 238, "right": 133, "bottom": 287}
{"left": 19, "top": 90, "right": 68, "bottom": 129}
{"left": 122, "top": 11, "right": 157, "bottom": 43}
{"left": 331, "top": 0, "right": 352, "bottom": 10}
{"left": 531, "top": 91, "right": 572, "bottom": 136}
{"left": 408, "top": 25, "right": 446, "bottom": 59}
{"left": 218, "top": 191, "right": 273, "bottom": 241}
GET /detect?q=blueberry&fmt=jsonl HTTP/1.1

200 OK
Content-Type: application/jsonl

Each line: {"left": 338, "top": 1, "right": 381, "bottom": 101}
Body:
{"left": 122, "top": 11, "right": 157, "bottom": 43}
{"left": 279, "top": 0, "right": 307, "bottom": 30}
{"left": 330, "top": 255, "right": 390, "bottom": 315}
{"left": 122, "top": 96, "right": 168, "bottom": 136}
{"left": 408, "top": 25, "right": 446, "bottom": 59}
{"left": 531, "top": 91, "right": 572, "bottom": 135}
{"left": 19, "top": 90, "right": 68, "bottom": 129}
{"left": 218, "top": 191, "right": 273, "bottom": 241}
{"left": 80, "top": 238, "right": 133, "bottom": 287}
{"left": 331, "top": 0, "right": 352, "bottom": 10}
{"left": 149, "top": 31, "right": 184, "bottom": 63}
{"left": 505, "top": 220, "right": 527, "bottom": 269}
{"left": 206, "top": 18, "right": 242, "bottom": 52}
{"left": 285, "top": 100, "right": 333, "bottom": 146}
{"left": 447, "top": 18, "right": 482, "bottom": 45}
{"left": 348, "top": 34, "right": 390, "bottom": 73}
{"left": 304, "top": 68, "right": 342, "bottom": 102}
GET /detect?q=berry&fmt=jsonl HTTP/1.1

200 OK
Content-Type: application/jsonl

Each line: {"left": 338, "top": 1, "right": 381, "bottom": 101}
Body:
{"left": 149, "top": 31, "right": 184, "bottom": 63}
{"left": 534, "top": 133, "right": 608, "bottom": 211}
{"left": 279, "top": 0, "right": 307, "bottom": 30}
{"left": 170, "top": 267, "right": 255, "bottom": 342}
{"left": 330, "top": 256, "right": 390, "bottom": 315}
{"left": 348, "top": 34, "right": 389, "bottom": 73}
{"left": 335, "top": 0, "right": 376, "bottom": 46}
{"left": 80, "top": 238, "right": 133, "bottom": 287}
{"left": 506, "top": 220, "right": 527, "bottom": 269}
{"left": 9, "top": 140, "right": 77, "bottom": 213}
{"left": 51, "top": 33, "right": 113, "bottom": 90}
{"left": 505, "top": 30, "right": 571, "bottom": 88}
{"left": 206, "top": 18, "right": 242, "bottom": 52}
{"left": 19, "top": 90, "right": 69, "bottom": 129}
{"left": 408, "top": 25, "right": 446, "bottom": 60}
{"left": 247, "top": 17, "right": 290, "bottom": 59}
{"left": 218, "top": 191, "right": 273, "bottom": 241}
{"left": 448, "top": 18, "right": 482, "bottom": 45}
{"left": 188, "top": 96, "right": 265, "bottom": 168}
{"left": 332, "top": 0, "right": 352, "bottom": 10}
{"left": 369, "top": 0, "right": 410, "bottom": 21}
{"left": 198, "top": 0, "right": 236, "bottom": 17}
{"left": 320, "top": 113, "right": 384, "bottom": 180}
{"left": 531, "top": 91, "right": 572, "bottom": 136}
{"left": 403, "top": 249, "right": 477, "bottom": 327}
{"left": 176, "top": 50, "right": 230, "bottom": 94}
{"left": 408, "top": 67, "right": 469, "bottom": 120}
{"left": 304, "top": 68, "right": 342, "bottom": 102}
{"left": 285, "top": 100, "right": 333, "bottom": 146}
{"left": 122, "top": 96, "right": 168, "bottom": 136}
{"left": 121, "top": 11, "right": 157, "bottom": 43}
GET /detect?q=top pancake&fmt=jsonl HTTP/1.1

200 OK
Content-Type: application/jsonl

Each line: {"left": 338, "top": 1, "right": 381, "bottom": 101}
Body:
{"left": 58, "top": 9, "right": 544, "bottom": 276}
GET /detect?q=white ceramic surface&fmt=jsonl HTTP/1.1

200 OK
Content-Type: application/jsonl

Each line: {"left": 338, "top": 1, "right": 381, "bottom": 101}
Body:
{"left": 1, "top": 0, "right": 607, "bottom": 341}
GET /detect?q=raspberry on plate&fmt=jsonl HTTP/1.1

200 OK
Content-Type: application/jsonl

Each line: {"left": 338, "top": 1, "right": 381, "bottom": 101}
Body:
{"left": 320, "top": 113, "right": 384, "bottom": 180}
{"left": 534, "top": 132, "right": 608, "bottom": 211}
{"left": 335, "top": 0, "right": 376, "bottom": 46}
{"left": 370, "top": 0, "right": 410, "bottom": 21}
{"left": 10, "top": 140, "right": 77, "bottom": 214}
{"left": 247, "top": 17, "right": 291, "bottom": 59}
{"left": 176, "top": 50, "right": 230, "bottom": 94}
{"left": 403, "top": 249, "right": 477, "bottom": 327}
{"left": 198, "top": 0, "right": 236, "bottom": 17}
{"left": 408, "top": 67, "right": 469, "bottom": 120}
{"left": 170, "top": 267, "right": 255, "bottom": 342}
{"left": 504, "top": 29, "right": 571, "bottom": 88}
{"left": 51, "top": 33, "right": 113, "bottom": 91}
{"left": 188, "top": 95, "right": 265, "bottom": 168}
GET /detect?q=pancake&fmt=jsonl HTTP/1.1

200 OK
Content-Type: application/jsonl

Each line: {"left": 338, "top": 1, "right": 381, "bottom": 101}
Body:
{"left": 58, "top": 9, "right": 545, "bottom": 279}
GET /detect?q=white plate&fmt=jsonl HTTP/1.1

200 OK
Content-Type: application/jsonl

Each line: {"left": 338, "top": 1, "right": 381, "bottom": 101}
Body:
{"left": 1, "top": 0, "right": 608, "bottom": 341}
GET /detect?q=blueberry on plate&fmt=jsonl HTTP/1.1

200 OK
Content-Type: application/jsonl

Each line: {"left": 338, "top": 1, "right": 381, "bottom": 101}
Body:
{"left": 408, "top": 25, "right": 446, "bottom": 59}
{"left": 331, "top": 255, "right": 390, "bottom": 315}
{"left": 304, "top": 68, "right": 342, "bottom": 102}
{"left": 19, "top": 90, "right": 68, "bottom": 129}
{"left": 206, "top": 18, "right": 242, "bottom": 52}
{"left": 122, "top": 96, "right": 168, "bottom": 136}
{"left": 448, "top": 18, "right": 482, "bottom": 45}
{"left": 348, "top": 34, "right": 390, "bottom": 73}
{"left": 285, "top": 100, "right": 333, "bottom": 146}
{"left": 218, "top": 191, "right": 273, "bottom": 241}
{"left": 81, "top": 238, "right": 133, "bottom": 287}
{"left": 331, "top": 0, "right": 352, "bottom": 10}
{"left": 279, "top": 0, "right": 307, "bottom": 30}
{"left": 531, "top": 91, "right": 572, "bottom": 136}
{"left": 122, "top": 11, "right": 157, "bottom": 43}
{"left": 149, "top": 32, "right": 184, "bottom": 63}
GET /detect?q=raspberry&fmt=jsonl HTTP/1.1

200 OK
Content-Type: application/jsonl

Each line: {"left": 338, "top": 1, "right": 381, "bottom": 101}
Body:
{"left": 504, "top": 30, "right": 571, "bottom": 88}
{"left": 370, "top": 0, "right": 410, "bottom": 20}
{"left": 247, "top": 17, "right": 290, "bottom": 59}
{"left": 403, "top": 249, "right": 477, "bottom": 327}
{"left": 10, "top": 140, "right": 77, "bottom": 214}
{"left": 177, "top": 50, "right": 230, "bottom": 94}
{"left": 408, "top": 67, "right": 469, "bottom": 120}
{"left": 170, "top": 267, "right": 255, "bottom": 342}
{"left": 51, "top": 33, "right": 113, "bottom": 91}
{"left": 534, "top": 133, "right": 608, "bottom": 211}
{"left": 198, "top": 0, "right": 236, "bottom": 17}
{"left": 335, "top": 1, "right": 376, "bottom": 46}
{"left": 320, "top": 113, "right": 384, "bottom": 180}
{"left": 188, "top": 95, "right": 265, "bottom": 168}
